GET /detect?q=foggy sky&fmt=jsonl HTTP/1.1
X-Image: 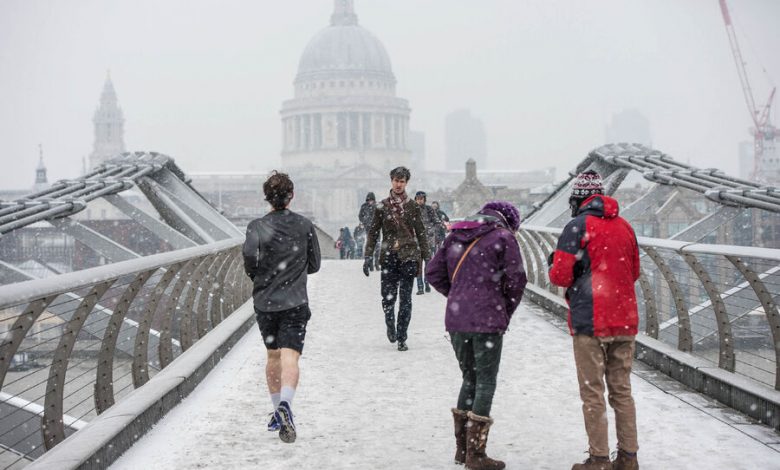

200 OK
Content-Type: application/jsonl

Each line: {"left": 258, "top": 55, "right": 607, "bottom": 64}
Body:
{"left": 0, "top": 0, "right": 778, "bottom": 190}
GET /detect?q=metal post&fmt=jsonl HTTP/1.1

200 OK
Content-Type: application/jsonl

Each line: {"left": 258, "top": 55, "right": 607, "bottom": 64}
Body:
{"left": 133, "top": 261, "right": 187, "bottom": 388}
{"left": 683, "top": 253, "right": 735, "bottom": 371}
{"left": 42, "top": 280, "right": 114, "bottom": 450}
{"left": 637, "top": 269, "right": 659, "bottom": 338}
{"left": 158, "top": 257, "right": 211, "bottom": 368}
{"left": 643, "top": 247, "right": 693, "bottom": 352}
{"left": 95, "top": 269, "right": 156, "bottom": 414}
{"left": 515, "top": 232, "right": 536, "bottom": 285}
{"left": 727, "top": 255, "right": 780, "bottom": 390}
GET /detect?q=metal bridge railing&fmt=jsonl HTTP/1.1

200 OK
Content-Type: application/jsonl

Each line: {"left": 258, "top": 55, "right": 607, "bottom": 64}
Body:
{"left": 0, "top": 239, "right": 251, "bottom": 469}
{"left": 519, "top": 225, "right": 780, "bottom": 392}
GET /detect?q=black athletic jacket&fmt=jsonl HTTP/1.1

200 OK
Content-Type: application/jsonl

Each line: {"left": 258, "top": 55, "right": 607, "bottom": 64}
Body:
{"left": 243, "top": 209, "right": 321, "bottom": 312}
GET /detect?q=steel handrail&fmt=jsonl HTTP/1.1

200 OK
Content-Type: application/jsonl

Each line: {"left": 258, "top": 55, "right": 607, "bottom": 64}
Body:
{"left": 0, "top": 237, "right": 251, "bottom": 464}
{"left": 519, "top": 225, "right": 780, "bottom": 392}
{"left": 521, "top": 224, "right": 780, "bottom": 261}
{"left": 0, "top": 238, "right": 242, "bottom": 308}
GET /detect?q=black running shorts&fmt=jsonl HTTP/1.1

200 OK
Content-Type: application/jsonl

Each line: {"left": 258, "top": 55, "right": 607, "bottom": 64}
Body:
{"left": 254, "top": 304, "right": 312, "bottom": 353}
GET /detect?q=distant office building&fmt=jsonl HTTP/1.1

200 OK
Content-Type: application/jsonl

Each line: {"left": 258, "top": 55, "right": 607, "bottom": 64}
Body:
{"left": 409, "top": 130, "right": 426, "bottom": 171}
{"left": 445, "top": 109, "right": 487, "bottom": 171}
{"left": 605, "top": 108, "right": 652, "bottom": 146}
{"left": 758, "top": 136, "right": 780, "bottom": 184}
{"left": 739, "top": 141, "right": 753, "bottom": 180}
{"left": 89, "top": 74, "right": 126, "bottom": 170}
{"left": 738, "top": 139, "right": 780, "bottom": 184}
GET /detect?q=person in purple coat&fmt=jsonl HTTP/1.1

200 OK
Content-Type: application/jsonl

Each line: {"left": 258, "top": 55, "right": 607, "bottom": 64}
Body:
{"left": 426, "top": 201, "right": 527, "bottom": 470}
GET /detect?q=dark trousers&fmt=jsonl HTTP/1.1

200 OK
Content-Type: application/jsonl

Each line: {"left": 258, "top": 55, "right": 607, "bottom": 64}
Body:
{"left": 416, "top": 258, "right": 430, "bottom": 291}
{"left": 372, "top": 236, "right": 381, "bottom": 267}
{"left": 451, "top": 332, "right": 504, "bottom": 417}
{"left": 380, "top": 253, "right": 417, "bottom": 342}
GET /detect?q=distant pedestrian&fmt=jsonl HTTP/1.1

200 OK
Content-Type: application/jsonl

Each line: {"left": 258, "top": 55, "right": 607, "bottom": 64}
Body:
{"left": 363, "top": 166, "right": 429, "bottom": 351}
{"left": 414, "top": 191, "right": 440, "bottom": 295}
{"left": 548, "top": 170, "right": 640, "bottom": 470}
{"left": 426, "top": 201, "right": 527, "bottom": 470}
{"left": 353, "top": 223, "right": 366, "bottom": 258}
{"left": 336, "top": 227, "right": 355, "bottom": 259}
{"left": 242, "top": 171, "right": 321, "bottom": 444}
{"left": 431, "top": 201, "right": 450, "bottom": 251}
{"left": 359, "top": 192, "right": 380, "bottom": 270}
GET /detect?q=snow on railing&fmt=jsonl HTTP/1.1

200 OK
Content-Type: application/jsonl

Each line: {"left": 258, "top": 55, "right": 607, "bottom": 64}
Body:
{"left": 518, "top": 224, "right": 780, "bottom": 392}
{"left": 0, "top": 238, "right": 251, "bottom": 468}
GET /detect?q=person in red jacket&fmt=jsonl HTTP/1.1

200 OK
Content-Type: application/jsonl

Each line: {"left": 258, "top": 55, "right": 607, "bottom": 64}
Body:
{"left": 548, "top": 170, "right": 640, "bottom": 470}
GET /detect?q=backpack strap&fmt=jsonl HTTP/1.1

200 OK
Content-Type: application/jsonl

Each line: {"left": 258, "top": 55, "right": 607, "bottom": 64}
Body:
{"left": 451, "top": 237, "right": 482, "bottom": 283}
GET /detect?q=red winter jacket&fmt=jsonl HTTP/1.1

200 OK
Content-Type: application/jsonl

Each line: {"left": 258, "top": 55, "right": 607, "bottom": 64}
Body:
{"left": 548, "top": 195, "right": 640, "bottom": 337}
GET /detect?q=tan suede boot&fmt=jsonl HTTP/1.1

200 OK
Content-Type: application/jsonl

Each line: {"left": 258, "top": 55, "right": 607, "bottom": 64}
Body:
{"left": 571, "top": 454, "right": 611, "bottom": 470}
{"left": 612, "top": 449, "right": 639, "bottom": 470}
{"left": 465, "top": 412, "right": 505, "bottom": 470}
{"left": 452, "top": 409, "right": 469, "bottom": 465}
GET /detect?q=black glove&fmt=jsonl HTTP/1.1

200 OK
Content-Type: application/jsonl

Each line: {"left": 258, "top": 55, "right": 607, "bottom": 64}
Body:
{"left": 363, "top": 257, "right": 371, "bottom": 277}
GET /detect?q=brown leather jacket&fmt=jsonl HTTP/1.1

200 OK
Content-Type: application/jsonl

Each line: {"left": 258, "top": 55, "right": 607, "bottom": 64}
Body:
{"left": 365, "top": 197, "right": 430, "bottom": 266}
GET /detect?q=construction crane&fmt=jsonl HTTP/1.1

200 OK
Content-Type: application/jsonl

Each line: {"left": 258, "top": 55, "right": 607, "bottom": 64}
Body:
{"left": 718, "top": 0, "right": 777, "bottom": 182}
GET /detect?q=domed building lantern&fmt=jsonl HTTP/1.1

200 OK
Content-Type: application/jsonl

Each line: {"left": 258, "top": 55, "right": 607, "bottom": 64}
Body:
{"left": 280, "top": 0, "right": 412, "bottom": 170}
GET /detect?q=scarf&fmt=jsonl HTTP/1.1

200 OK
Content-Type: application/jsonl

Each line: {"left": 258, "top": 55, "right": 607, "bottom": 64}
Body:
{"left": 387, "top": 189, "right": 408, "bottom": 217}
{"left": 386, "top": 190, "right": 414, "bottom": 238}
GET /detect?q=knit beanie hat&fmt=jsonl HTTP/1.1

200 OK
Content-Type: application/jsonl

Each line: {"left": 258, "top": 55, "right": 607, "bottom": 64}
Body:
{"left": 571, "top": 170, "right": 604, "bottom": 198}
{"left": 480, "top": 201, "right": 520, "bottom": 231}
{"left": 366, "top": 192, "right": 376, "bottom": 201}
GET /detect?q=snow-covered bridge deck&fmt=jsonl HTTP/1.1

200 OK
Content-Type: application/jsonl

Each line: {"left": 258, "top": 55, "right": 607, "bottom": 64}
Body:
{"left": 111, "top": 261, "right": 780, "bottom": 470}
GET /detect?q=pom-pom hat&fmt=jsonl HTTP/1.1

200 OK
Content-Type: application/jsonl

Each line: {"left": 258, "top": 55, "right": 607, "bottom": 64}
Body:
{"left": 571, "top": 170, "right": 604, "bottom": 198}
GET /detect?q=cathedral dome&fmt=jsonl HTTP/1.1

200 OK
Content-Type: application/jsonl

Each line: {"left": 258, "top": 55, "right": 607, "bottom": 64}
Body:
{"left": 295, "top": 2, "right": 394, "bottom": 83}
{"left": 281, "top": 1, "right": 411, "bottom": 175}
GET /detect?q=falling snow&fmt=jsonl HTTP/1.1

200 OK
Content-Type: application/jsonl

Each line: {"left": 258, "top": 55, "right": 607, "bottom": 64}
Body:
{"left": 111, "top": 261, "right": 779, "bottom": 470}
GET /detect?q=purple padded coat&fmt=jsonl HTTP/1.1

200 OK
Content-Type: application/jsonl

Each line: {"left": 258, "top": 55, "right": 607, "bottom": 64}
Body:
{"left": 425, "top": 208, "right": 527, "bottom": 333}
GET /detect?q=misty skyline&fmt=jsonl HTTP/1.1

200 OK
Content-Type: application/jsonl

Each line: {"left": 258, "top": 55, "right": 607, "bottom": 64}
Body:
{"left": 1, "top": 0, "right": 778, "bottom": 190}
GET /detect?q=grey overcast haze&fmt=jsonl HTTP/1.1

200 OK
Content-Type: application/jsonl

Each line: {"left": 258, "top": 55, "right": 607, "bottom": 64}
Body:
{"left": 0, "top": 0, "right": 779, "bottom": 190}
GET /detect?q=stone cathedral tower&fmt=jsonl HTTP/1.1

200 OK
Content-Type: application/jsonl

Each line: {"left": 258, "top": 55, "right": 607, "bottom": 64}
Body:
{"left": 89, "top": 74, "right": 126, "bottom": 170}
{"left": 281, "top": 0, "right": 412, "bottom": 170}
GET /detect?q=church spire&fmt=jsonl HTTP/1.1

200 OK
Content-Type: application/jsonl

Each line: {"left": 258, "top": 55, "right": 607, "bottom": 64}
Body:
{"left": 33, "top": 144, "right": 49, "bottom": 191}
{"left": 89, "top": 72, "right": 126, "bottom": 170}
{"left": 37, "top": 144, "right": 45, "bottom": 170}
{"left": 331, "top": 0, "right": 358, "bottom": 26}
{"left": 100, "top": 70, "right": 118, "bottom": 106}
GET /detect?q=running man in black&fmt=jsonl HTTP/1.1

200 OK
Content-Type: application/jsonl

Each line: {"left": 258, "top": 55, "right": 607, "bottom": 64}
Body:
{"left": 243, "top": 171, "right": 321, "bottom": 443}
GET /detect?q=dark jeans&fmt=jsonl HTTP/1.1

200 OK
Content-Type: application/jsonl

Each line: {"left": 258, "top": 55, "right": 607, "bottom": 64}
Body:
{"left": 370, "top": 236, "right": 381, "bottom": 268}
{"left": 450, "top": 332, "right": 504, "bottom": 417}
{"left": 416, "top": 258, "right": 430, "bottom": 291}
{"left": 380, "top": 253, "right": 417, "bottom": 342}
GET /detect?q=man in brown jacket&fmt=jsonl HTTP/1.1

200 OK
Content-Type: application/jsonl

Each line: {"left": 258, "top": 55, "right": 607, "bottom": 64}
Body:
{"left": 364, "top": 166, "right": 430, "bottom": 351}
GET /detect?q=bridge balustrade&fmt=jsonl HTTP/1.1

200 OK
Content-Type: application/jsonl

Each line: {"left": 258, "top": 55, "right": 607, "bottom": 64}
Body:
{"left": 519, "top": 225, "right": 780, "bottom": 392}
{"left": 0, "top": 238, "right": 251, "bottom": 469}
{"left": 518, "top": 225, "right": 780, "bottom": 431}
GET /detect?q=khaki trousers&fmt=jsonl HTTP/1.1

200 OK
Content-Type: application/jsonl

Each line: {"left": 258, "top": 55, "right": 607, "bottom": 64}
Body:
{"left": 572, "top": 334, "right": 639, "bottom": 456}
